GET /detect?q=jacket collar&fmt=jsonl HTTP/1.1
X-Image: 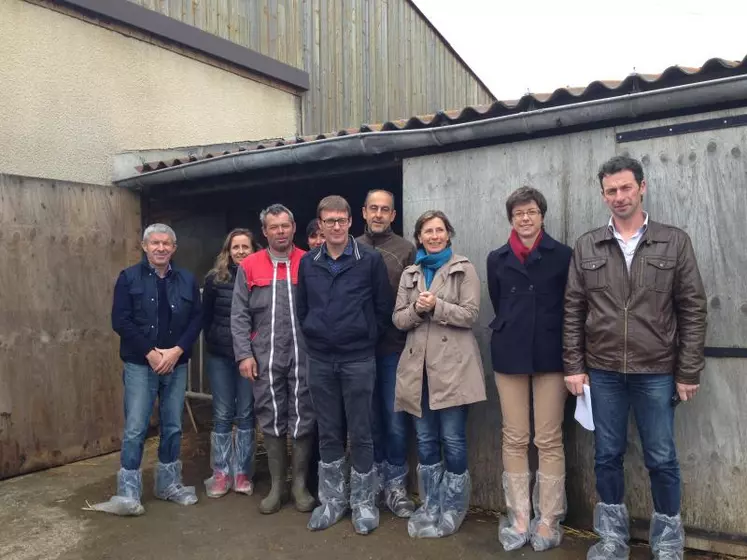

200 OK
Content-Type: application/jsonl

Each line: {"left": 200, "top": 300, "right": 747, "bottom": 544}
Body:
{"left": 593, "top": 218, "right": 669, "bottom": 245}
{"left": 406, "top": 252, "right": 469, "bottom": 287}
{"left": 312, "top": 236, "right": 361, "bottom": 263}
{"left": 496, "top": 230, "right": 558, "bottom": 255}
{"left": 362, "top": 226, "right": 394, "bottom": 244}
{"left": 140, "top": 255, "right": 173, "bottom": 277}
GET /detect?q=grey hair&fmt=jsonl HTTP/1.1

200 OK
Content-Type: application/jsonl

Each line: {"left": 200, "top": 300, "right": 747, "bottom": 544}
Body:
{"left": 260, "top": 203, "right": 295, "bottom": 227}
{"left": 143, "top": 223, "right": 177, "bottom": 244}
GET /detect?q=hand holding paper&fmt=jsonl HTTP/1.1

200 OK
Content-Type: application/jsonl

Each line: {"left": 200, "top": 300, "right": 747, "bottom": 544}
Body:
{"left": 574, "top": 384, "right": 594, "bottom": 431}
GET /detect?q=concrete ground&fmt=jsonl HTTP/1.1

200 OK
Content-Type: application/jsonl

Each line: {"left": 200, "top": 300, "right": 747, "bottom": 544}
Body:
{"left": 0, "top": 433, "right": 714, "bottom": 560}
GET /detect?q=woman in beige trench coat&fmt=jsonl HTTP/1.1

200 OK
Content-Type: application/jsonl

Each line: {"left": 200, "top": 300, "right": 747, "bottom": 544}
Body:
{"left": 392, "top": 210, "right": 486, "bottom": 539}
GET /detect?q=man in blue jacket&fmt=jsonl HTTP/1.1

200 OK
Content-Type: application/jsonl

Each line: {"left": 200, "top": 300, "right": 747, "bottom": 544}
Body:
{"left": 103, "top": 223, "right": 202, "bottom": 515}
{"left": 297, "top": 195, "right": 392, "bottom": 535}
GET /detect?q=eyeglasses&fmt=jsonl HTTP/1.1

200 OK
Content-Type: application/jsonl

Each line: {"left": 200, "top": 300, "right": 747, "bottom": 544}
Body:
{"left": 512, "top": 209, "right": 541, "bottom": 219}
{"left": 321, "top": 217, "right": 350, "bottom": 228}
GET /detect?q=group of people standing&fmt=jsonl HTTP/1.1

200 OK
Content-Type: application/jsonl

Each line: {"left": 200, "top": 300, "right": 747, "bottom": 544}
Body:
{"left": 101, "top": 155, "right": 706, "bottom": 560}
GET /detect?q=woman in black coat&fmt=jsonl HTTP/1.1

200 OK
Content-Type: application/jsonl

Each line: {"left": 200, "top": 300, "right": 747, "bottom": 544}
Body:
{"left": 203, "top": 228, "right": 260, "bottom": 498}
{"left": 486, "top": 187, "right": 572, "bottom": 553}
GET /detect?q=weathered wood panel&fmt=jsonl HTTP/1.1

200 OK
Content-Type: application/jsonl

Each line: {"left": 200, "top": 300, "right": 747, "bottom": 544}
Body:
{"left": 126, "top": 0, "right": 495, "bottom": 134}
{"left": 402, "top": 108, "right": 747, "bottom": 538}
{"left": 0, "top": 175, "right": 141, "bottom": 478}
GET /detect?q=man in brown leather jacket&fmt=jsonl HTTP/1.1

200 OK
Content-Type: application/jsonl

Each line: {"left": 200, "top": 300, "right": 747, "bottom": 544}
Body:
{"left": 563, "top": 156, "right": 707, "bottom": 560}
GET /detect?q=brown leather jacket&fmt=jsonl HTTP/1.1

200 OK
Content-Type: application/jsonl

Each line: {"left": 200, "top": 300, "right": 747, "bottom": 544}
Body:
{"left": 357, "top": 228, "right": 417, "bottom": 356}
{"left": 563, "top": 220, "right": 707, "bottom": 384}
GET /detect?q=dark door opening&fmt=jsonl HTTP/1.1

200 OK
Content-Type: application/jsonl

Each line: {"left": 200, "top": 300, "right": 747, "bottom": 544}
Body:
{"left": 145, "top": 163, "right": 404, "bottom": 281}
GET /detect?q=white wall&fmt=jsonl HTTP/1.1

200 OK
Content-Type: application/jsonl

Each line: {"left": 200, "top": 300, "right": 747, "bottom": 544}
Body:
{"left": 0, "top": 0, "right": 299, "bottom": 185}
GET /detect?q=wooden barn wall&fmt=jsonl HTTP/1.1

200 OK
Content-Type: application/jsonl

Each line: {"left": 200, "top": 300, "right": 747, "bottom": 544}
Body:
{"left": 127, "top": 0, "right": 495, "bottom": 133}
{"left": 0, "top": 174, "right": 141, "bottom": 478}
{"left": 401, "top": 108, "right": 747, "bottom": 541}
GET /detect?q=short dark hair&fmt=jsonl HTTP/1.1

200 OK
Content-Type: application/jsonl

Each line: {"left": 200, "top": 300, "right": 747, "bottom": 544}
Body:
{"left": 413, "top": 210, "right": 455, "bottom": 249}
{"left": 317, "top": 195, "right": 351, "bottom": 218}
{"left": 505, "top": 186, "right": 547, "bottom": 223}
{"left": 597, "top": 156, "right": 644, "bottom": 189}
{"left": 305, "top": 218, "right": 320, "bottom": 238}
{"left": 364, "top": 189, "right": 395, "bottom": 207}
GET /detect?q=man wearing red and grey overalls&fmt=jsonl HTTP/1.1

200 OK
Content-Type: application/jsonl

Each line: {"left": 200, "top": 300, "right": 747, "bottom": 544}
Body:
{"left": 231, "top": 204, "right": 315, "bottom": 515}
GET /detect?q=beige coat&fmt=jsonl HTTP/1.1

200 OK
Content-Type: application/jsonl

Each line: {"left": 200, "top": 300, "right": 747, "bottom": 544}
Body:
{"left": 393, "top": 253, "right": 487, "bottom": 417}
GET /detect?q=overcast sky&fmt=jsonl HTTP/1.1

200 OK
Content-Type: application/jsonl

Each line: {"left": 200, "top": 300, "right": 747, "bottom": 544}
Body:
{"left": 413, "top": 0, "right": 747, "bottom": 101}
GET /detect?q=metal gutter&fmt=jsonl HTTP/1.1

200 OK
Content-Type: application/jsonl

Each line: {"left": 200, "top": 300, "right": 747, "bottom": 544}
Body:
{"left": 115, "top": 73, "right": 747, "bottom": 189}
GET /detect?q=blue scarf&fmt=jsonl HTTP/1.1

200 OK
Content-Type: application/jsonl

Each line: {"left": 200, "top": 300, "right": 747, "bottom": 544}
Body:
{"left": 415, "top": 247, "right": 452, "bottom": 289}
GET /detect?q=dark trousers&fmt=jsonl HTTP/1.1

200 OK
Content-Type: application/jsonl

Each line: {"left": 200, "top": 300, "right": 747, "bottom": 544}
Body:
{"left": 372, "top": 352, "right": 410, "bottom": 467}
{"left": 589, "top": 369, "right": 681, "bottom": 516}
{"left": 308, "top": 356, "right": 376, "bottom": 473}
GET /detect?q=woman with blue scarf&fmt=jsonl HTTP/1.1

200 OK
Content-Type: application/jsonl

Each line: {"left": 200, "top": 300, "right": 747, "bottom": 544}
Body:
{"left": 392, "top": 210, "right": 487, "bottom": 539}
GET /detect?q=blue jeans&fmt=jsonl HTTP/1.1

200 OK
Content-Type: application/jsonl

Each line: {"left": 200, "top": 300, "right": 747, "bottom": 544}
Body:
{"left": 206, "top": 353, "right": 254, "bottom": 433}
{"left": 372, "top": 352, "right": 410, "bottom": 467}
{"left": 589, "top": 369, "right": 680, "bottom": 516}
{"left": 413, "top": 376, "right": 468, "bottom": 475}
{"left": 121, "top": 362, "right": 187, "bottom": 470}
{"left": 308, "top": 356, "right": 376, "bottom": 473}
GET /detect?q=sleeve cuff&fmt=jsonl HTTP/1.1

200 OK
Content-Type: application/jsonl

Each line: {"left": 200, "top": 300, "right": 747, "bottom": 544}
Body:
{"left": 406, "top": 303, "right": 424, "bottom": 326}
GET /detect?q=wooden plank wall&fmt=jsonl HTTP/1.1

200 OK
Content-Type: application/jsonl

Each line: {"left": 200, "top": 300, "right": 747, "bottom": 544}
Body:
{"left": 127, "top": 0, "right": 495, "bottom": 134}
{"left": 0, "top": 175, "right": 141, "bottom": 478}
{"left": 401, "top": 108, "right": 747, "bottom": 538}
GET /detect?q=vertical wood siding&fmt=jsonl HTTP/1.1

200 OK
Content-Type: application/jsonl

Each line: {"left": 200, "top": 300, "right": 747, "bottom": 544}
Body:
{"left": 127, "top": 0, "right": 494, "bottom": 134}
{"left": 401, "top": 108, "right": 747, "bottom": 541}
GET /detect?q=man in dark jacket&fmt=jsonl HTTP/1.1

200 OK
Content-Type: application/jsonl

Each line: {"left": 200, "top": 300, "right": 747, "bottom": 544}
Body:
{"left": 564, "top": 156, "right": 707, "bottom": 560}
{"left": 297, "top": 195, "right": 392, "bottom": 535}
{"left": 105, "top": 224, "right": 202, "bottom": 515}
{"left": 356, "top": 189, "right": 416, "bottom": 518}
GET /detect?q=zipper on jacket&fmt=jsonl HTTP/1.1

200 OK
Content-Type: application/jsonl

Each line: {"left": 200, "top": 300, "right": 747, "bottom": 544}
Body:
{"left": 613, "top": 244, "right": 630, "bottom": 374}
{"left": 623, "top": 305, "right": 628, "bottom": 373}
{"left": 153, "top": 273, "right": 159, "bottom": 342}
{"left": 619, "top": 235, "right": 648, "bottom": 374}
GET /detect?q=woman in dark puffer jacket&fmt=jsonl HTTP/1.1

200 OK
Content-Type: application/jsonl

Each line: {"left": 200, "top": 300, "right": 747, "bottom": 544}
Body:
{"left": 203, "top": 228, "right": 261, "bottom": 498}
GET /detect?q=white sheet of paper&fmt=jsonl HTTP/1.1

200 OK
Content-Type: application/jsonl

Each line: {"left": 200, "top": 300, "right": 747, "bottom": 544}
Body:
{"left": 574, "top": 384, "right": 595, "bottom": 431}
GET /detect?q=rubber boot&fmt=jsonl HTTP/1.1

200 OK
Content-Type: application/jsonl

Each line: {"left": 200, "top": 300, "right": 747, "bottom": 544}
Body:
{"left": 259, "top": 435, "right": 287, "bottom": 514}
{"left": 291, "top": 436, "right": 316, "bottom": 512}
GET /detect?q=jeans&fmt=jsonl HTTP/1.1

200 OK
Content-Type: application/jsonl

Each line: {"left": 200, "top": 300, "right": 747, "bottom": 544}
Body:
{"left": 308, "top": 356, "right": 376, "bottom": 473}
{"left": 206, "top": 353, "right": 254, "bottom": 433}
{"left": 372, "top": 352, "right": 410, "bottom": 467}
{"left": 589, "top": 369, "right": 680, "bottom": 516}
{"left": 121, "top": 362, "right": 187, "bottom": 470}
{"left": 413, "top": 376, "right": 468, "bottom": 475}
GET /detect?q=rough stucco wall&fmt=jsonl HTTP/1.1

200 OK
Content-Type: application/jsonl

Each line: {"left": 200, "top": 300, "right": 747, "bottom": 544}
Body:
{"left": 402, "top": 108, "right": 747, "bottom": 541}
{"left": 0, "top": 0, "right": 299, "bottom": 185}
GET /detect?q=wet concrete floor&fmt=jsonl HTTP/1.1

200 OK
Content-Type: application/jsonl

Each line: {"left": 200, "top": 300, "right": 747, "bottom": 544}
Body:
{"left": 0, "top": 432, "right": 714, "bottom": 560}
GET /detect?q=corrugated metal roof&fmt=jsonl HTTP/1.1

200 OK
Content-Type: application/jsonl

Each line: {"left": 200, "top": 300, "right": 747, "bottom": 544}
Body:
{"left": 136, "top": 55, "right": 747, "bottom": 174}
